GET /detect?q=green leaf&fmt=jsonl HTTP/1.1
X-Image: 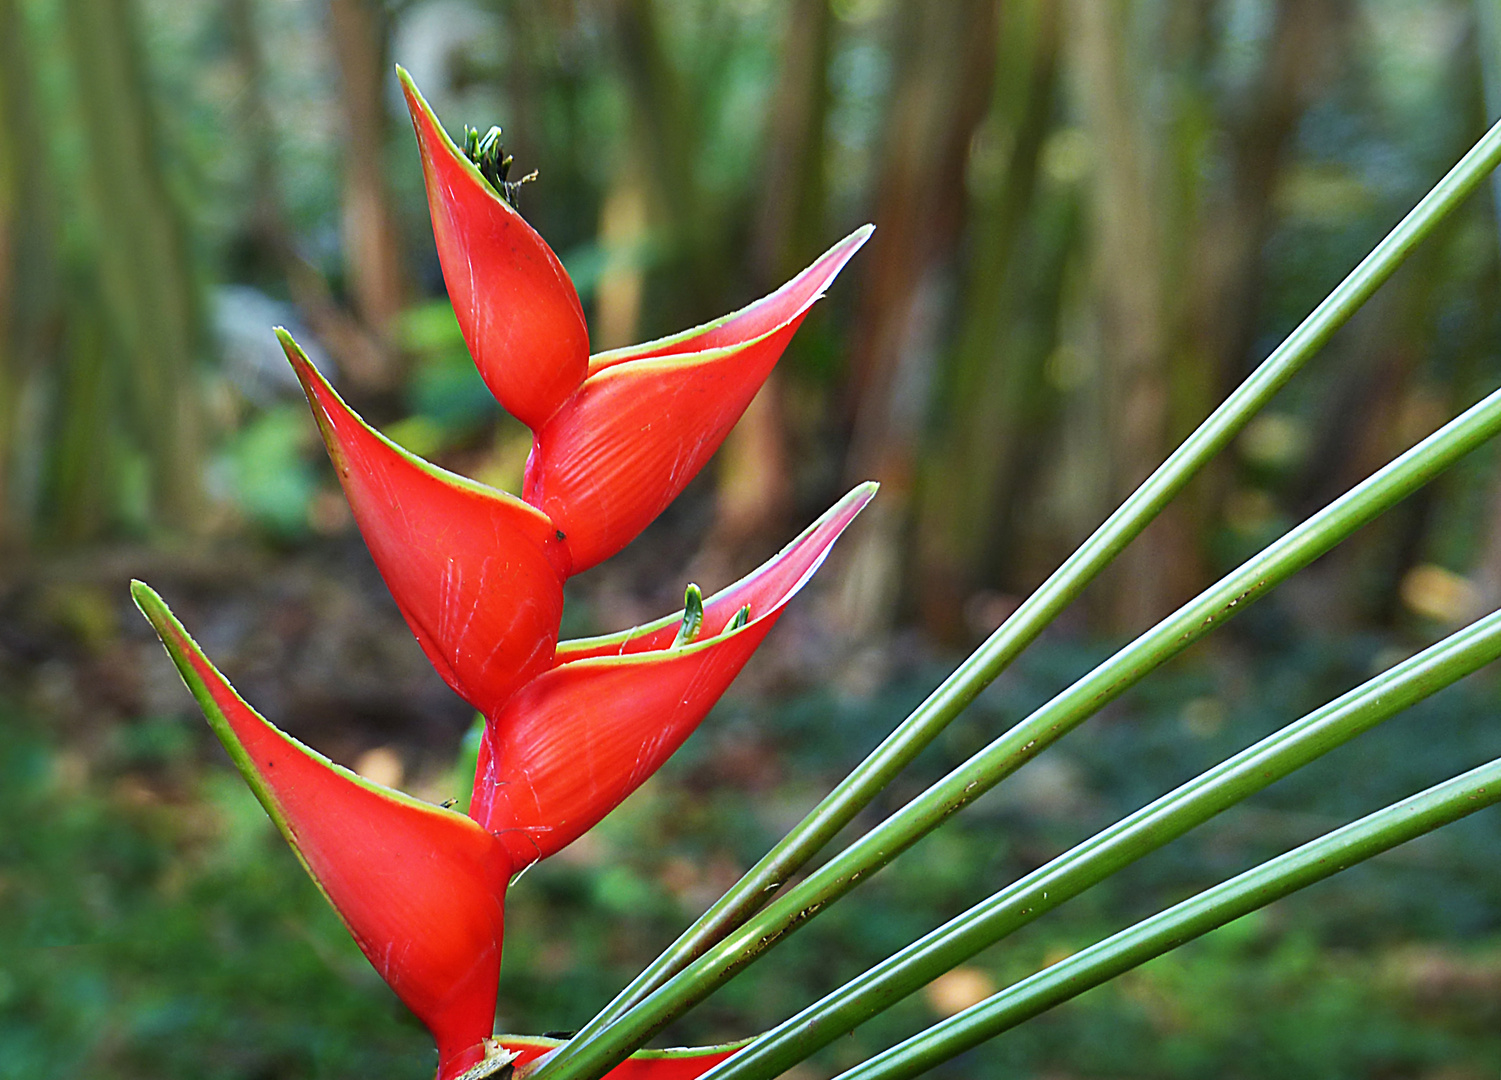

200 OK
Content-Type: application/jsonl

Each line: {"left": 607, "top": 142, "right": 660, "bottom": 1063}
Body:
{"left": 544, "top": 373, "right": 1501, "bottom": 1077}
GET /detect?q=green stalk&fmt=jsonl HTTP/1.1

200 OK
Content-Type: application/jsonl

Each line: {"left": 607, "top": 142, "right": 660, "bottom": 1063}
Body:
{"left": 834, "top": 757, "right": 1501, "bottom": 1080}
{"left": 536, "top": 374, "right": 1501, "bottom": 1080}
{"left": 703, "top": 607, "right": 1501, "bottom": 1080}
{"left": 534, "top": 115, "right": 1501, "bottom": 1080}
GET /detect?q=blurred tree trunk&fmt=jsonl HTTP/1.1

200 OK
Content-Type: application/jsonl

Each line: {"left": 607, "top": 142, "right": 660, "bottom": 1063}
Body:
{"left": 592, "top": 175, "right": 649, "bottom": 352}
{"left": 1471, "top": 0, "right": 1501, "bottom": 612}
{"left": 61, "top": 0, "right": 204, "bottom": 537}
{"left": 1283, "top": 11, "right": 1474, "bottom": 629}
{"left": 836, "top": 0, "right": 1000, "bottom": 639}
{"left": 225, "top": 0, "right": 284, "bottom": 278}
{"left": 751, "top": 0, "right": 833, "bottom": 286}
{"left": 0, "top": 0, "right": 55, "bottom": 544}
{"left": 913, "top": 0, "right": 1062, "bottom": 641}
{"left": 1064, "top": 0, "right": 1350, "bottom": 634}
{"left": 1070, "top": 0, "right": 1182, "bottom": 632}
{"left": 1172, "top": 0, "right": 1347, "bottom": 599}
{"left": 46, "top": 278, "right": 115, "bottom": 543}
{"left": 1189, "top": 0, "right": 1348, "bottom": 394}
{"left": 613, "top": 0, "right": 725, "bottom": 313}
{"left": 702, "top": 0, "right": 834, "bottom": 575}
{"left": 328, "top": 0, "right": 406, "bottom": 371}
{"left": 229, "top": 0, "right": 387, "bottom": 387}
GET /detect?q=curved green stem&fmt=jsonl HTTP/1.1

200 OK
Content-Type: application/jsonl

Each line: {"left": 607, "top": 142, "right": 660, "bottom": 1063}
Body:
{"left": 537, "top": 376, "right": 1501, "bottom": 1079}
{"left": 702, "top": 607, "right": 1501, "bottom": 1079}
{"left": 834, "top": 756, "right": 1501, "bottom": 1080}
{"left": 531, "top": 115, "right": 1501, "bottom": 1080}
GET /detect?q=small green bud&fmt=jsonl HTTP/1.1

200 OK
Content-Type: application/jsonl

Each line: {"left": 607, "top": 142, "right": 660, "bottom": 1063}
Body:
{"left": 725, "top": 605, "right": 751, "bottom": 633}
{"left": 673, "top": 583, "right": 705, "bottom": 647}
{"left": 459, "top": 121, "right": 536, "bottom": 209}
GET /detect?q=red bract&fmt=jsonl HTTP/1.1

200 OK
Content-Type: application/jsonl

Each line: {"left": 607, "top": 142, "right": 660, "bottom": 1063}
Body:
{"left": 400, "top": 69, "right": 871, "bottom": 573}
{"left": 521, "top": 227, "right": 872, "bottom": 574}
{"left": 471, "top": 484, "right": 876, "bottom": 868}
{"left": 280, "top": 331, "right": 568, "bottom": 717}
{"left": 399, "top": 70, "right": 589, "bottom": 431}
{"left": 132, "top": 582, "right": 511, "bottom": 1080}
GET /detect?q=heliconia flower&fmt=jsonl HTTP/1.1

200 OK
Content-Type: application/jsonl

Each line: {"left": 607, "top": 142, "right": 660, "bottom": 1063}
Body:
{"left": 279, "top": 330, "right": 568, "bottom": 719}
{"left": 130, "top": 481, "right": 871, "bottom": 1078}
{"left": 279, "top": 326, "right": 875, "bottom": 735}
{"left": 398, "top": 67, "right": 872, "bottom": 574}
{"left": 470, "top": 483, "right": 876, "bottom": 869}
{"left": 131, "top": 582, "right": 512, "bottom": 1080}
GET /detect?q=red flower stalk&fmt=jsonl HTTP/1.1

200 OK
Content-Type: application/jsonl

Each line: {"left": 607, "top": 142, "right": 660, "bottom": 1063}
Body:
{"left": 471, "top": 483, "right": 876, "bottom": 868}
{"left": 399, "top": 68, "right": 871, "bottom": 574}
{"left": 131, "top": 582, "right": 511, "bottom": 1080}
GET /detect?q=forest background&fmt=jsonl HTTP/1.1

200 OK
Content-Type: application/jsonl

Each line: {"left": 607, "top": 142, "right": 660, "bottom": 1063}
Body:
{"left": 4, "top": 0, "right": 1501, "bottom": 1077}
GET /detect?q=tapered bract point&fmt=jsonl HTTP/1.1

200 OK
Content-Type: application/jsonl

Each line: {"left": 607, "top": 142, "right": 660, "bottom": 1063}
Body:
{"left": 402, "top": 71, "right": 589, "bottom": 430}
{"left": 281, "top": 332, "right": 568, "bottom": 718}
{"left": 134, "top": 584, "right": 512, "bottom": 1077}
{"left": 472, "top": 488, "right": 874, "bottom": 866}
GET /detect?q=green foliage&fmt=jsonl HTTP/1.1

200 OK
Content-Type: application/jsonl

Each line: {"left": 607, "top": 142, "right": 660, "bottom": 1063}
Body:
{"left": 218, "top": 404, "right": 318, "bottom": 540}
{"left": 5, "top": 617, "right": 1501, "bottom": 1077}
{"left": 0, "top": 711, "right": 431, "bottom": 1078}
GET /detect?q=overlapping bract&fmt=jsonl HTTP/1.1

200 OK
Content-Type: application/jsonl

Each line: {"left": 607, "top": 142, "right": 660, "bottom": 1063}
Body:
{"left": 401, "top": 69, "right": 589, "bottom": 432}
{"left": 283, "top": 331, "right": 568, "bottom": 718}
{"left": 400, "top": 67, "right": 870, "bottom": 574}
{"left": 471, "top": 485, "right": 875, "bottom": 868}
{"left": 521, "top": 226, "right": 871, "bottom": 574}
{"left": 135, "top": 481, "right": 867, "bottom": 1077}
{"left": 137, "top": 69, "right": 873, "bottom": 1080}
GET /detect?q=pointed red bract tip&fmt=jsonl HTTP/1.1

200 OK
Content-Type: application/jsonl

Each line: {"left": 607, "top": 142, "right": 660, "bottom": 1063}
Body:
{"left": 471, "top": 486, "right": 876, "bottom": 867}
{"left": 523, "top": 227, "right": 872, "bottom": 574}
{"left": 586, "top": 224, "right": 873, "bottom": 377}
{"left": 131, "top": 582, "right": 511, "bottom": 1077}
{"left": 399, "top": 69, "right": 589, "bottom": 431}
{"left": 280, "top": 330, "right": 567, "bottom": 718}
{"left": 556, "top": 482, "right": 877, "bottom": 663}
{"left": 498, "top": 1035, "right": 743, "bottom": 1078}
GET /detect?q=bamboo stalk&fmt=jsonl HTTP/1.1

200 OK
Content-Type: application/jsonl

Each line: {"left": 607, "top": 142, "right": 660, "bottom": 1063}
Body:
{"left": 61, "top": 0, "right": 203, "bottom": 534}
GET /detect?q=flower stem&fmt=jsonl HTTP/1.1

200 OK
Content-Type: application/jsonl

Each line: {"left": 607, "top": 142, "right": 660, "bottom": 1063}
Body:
{"left": 600, "top": 378, "right": 1501, "bottom": 1051}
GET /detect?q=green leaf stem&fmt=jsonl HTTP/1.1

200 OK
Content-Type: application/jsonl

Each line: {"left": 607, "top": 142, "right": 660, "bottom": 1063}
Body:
{"left": 833, "top": 757, "right": 1501, "bottom": 1080}
{"left": 702, "top": 607, "right": 1501, "bottom": 1079}
{"left": 532, "top": 114, "right": 1501, "bottom": 1080}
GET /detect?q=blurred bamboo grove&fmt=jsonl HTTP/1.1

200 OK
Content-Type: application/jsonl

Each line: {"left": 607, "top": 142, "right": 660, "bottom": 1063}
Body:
{"left": 3, "top": 0, "right": 1501, "bottom": 643}
{"left": 6, "top": 1, "right": 1501, "bottom": 1078}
